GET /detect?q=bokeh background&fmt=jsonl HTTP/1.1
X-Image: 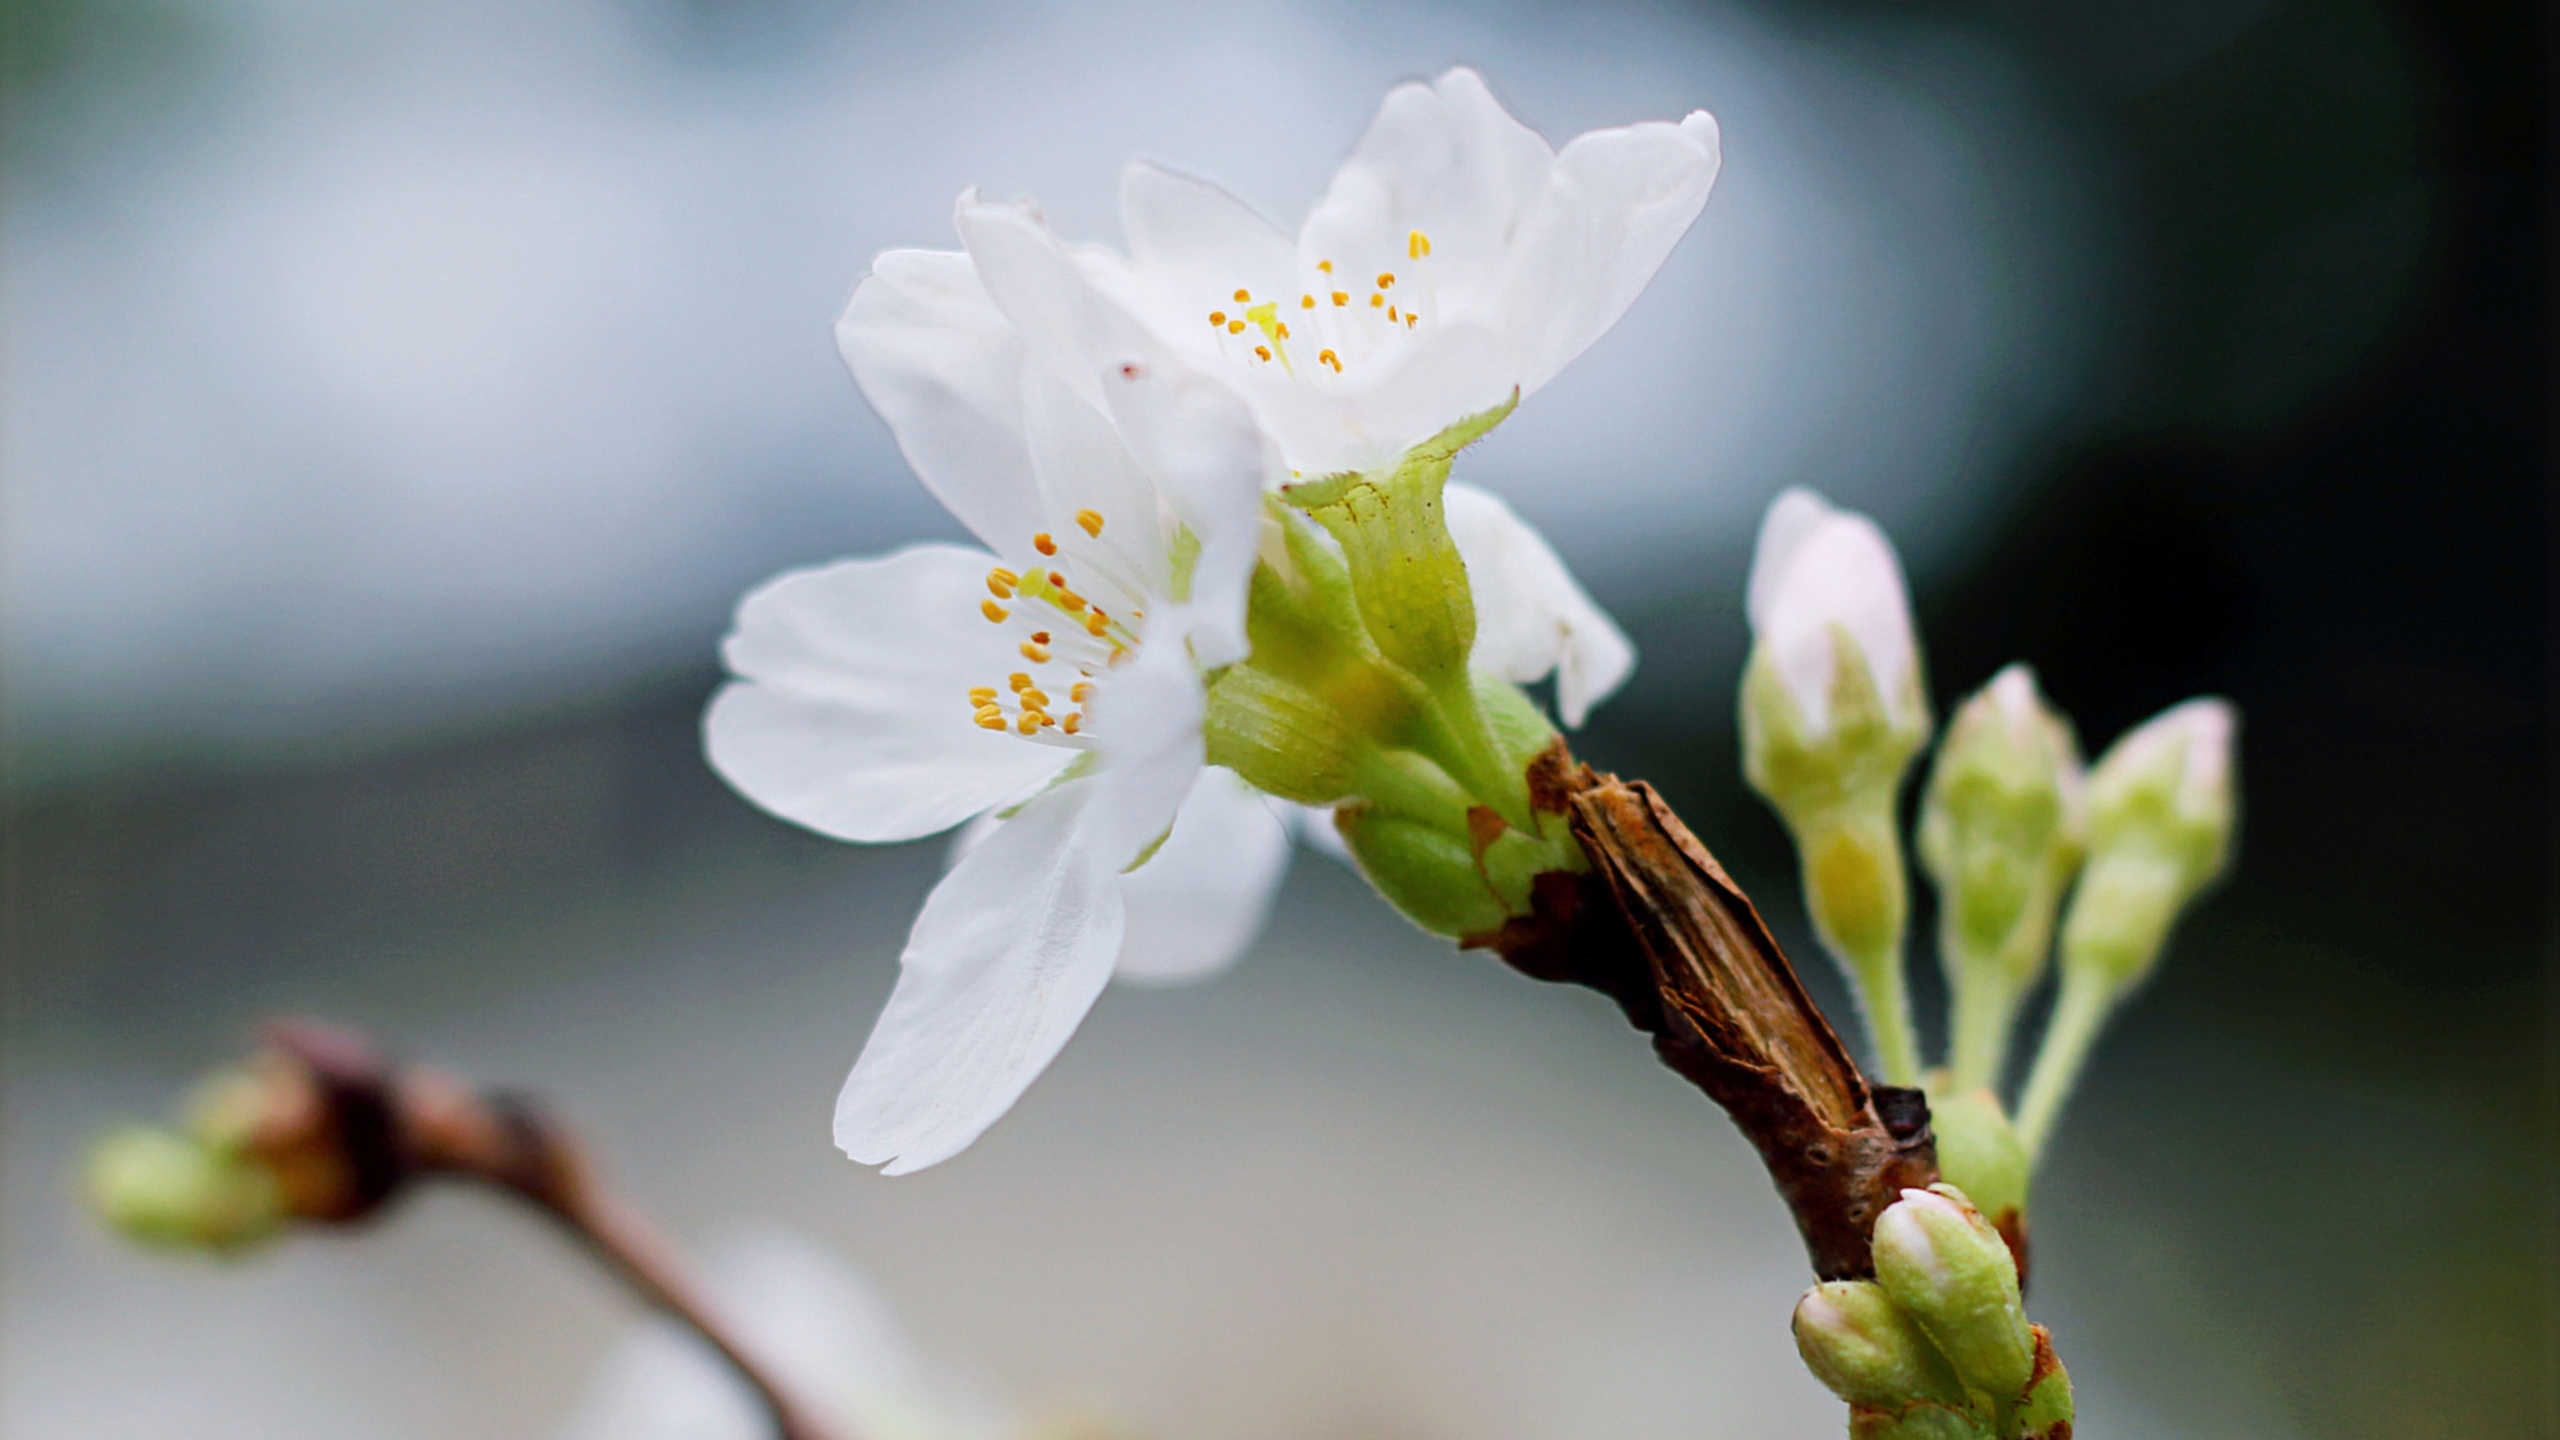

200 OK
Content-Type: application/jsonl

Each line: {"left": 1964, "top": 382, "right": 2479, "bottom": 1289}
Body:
{"left": 1, "top": 0, "right": 2544, "bottom": 1436}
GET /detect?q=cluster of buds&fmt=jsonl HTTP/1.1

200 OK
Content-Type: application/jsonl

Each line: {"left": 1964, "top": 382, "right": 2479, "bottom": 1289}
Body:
{"left": 1793, "top": 1186, "right": 2074, "bottom": 1439}
{"left": 1734, "top": 489, "right": 2236, "bottom": 1433}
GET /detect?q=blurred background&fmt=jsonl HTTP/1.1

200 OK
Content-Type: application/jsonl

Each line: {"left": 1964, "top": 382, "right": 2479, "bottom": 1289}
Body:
{"left": 0, "top": 0, "right": 2543, "bottom": 1435}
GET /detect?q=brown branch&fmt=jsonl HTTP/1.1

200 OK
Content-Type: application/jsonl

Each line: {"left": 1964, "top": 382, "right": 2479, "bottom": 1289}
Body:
{"left": 1469, "top": 749, "right": 1937, "bottom": 1280}
{"left": 249, "top": 1020, "right": 849, "bottom": 1440}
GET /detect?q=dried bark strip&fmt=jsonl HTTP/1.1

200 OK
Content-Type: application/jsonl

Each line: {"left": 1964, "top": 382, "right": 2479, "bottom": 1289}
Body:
{"left": 1472, "top": 750, "right": 1937, "bottom": 1280}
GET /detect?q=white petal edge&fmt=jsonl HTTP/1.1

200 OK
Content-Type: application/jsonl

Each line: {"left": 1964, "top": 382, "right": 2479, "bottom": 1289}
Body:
{"left": 1114, "top": 767, "right": 1293, "bottom": 986}
{"left": 835, "top": 774, "right": 1124, "bottom": 1175}
{"left": 706, "top": 546, "right": 1070, "bottom": 843}
{"left": 1445, "top": 481, "right": 1635, "bottom": 727}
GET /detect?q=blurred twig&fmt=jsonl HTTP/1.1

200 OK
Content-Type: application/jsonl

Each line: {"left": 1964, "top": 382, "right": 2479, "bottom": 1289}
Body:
{"left": 248, "top": 1019, "right": 850, "bottom": 1440}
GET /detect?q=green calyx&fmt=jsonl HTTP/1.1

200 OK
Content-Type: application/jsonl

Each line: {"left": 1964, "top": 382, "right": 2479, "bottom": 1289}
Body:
{"left": 1204, "top": 395, "right": 1588, "bottom": 940}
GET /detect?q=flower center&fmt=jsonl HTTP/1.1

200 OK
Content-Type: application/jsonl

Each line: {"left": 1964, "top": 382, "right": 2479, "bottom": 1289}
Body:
{"left": 965, "top": 510, "right": 1142, "bottom": 745}
{"left": 1203, "top": 231, "right": 1436, "bottom": 384}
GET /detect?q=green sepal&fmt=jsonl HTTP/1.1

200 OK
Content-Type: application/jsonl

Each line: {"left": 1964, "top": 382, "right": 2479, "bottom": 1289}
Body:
{"left": 1848, "top": 1402, "right": 1999, "bottom": 1440}
{"left": 1336, "top": 806, "right": 1509, "bottom": 938}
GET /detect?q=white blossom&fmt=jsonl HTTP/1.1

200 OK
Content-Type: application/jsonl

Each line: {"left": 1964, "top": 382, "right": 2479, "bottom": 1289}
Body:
{"left": 1744, "top": 486, "right": 1925, "bottom": 737}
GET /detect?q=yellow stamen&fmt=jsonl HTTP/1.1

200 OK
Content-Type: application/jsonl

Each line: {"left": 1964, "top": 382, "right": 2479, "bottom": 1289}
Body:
{"left": 1021, "top": 642, "right": 1049, "bottom": 663}
{"left": 1319, "top": 348, "right": 1341, "bottom": 372}
{"left": 1377, "top": 272, "right": 1395, "bottom": 289}
{"left": 1254, "top": 345, "right": 1272, "bottom": 361}
{"left": 1030, "top": 629, "right": 1052, "bottom": 644}
{"left": 1020, "top": 688, "right": 1049, "bottom": 707}
{"left": 1208, "top": 310, "right": 1226, "bottom": 326}
{"left": 1228, "top": 320, "right": 1245, "bottom": 334}
{"left": 1370, "top": 293, "right": 1384, "bottom": 308}
{"left": 1062, "top": 713, "right": 1082, "bottom": 735}
{"left": 1033, "top": 533, "right": 1057, "bottom": 556}
{"left": 1387, "top": 305, "right": 1398, "bottom": 322}
{"left": 1275, "top": 322, "right": 1290, "bottom": 340}
{"left": 1009, "top": 672, "right": 1032, "bottom": 691}
{"left": 1075, "top": 508, "right": 1104, "bottom": 537}
{"left": 1331, "top": 290, "right": 1349, "bottom": 306}
{"left": 968, "top": 687, "right": 998, "bottom": 705}
{"left": 1048, "top": 571, "right": 1066, "bottom": 587}
{"left": 980, "top": 599, "right": 1009, "bottom": 623}
{"left": 1070, "top": 682, "right": 1094, "bottom": 702}
{"left": 1317, "top": 259, "right": 1333, "bottom": 273}
{"left": 978, "top": 714, "right": 1009, "bottom": 731}
{"left": 1300, "top": 294, "right": 1315, "bottom": 309}
{"left": 1016, "top": 712, "right": 1041, "bottom": 735}
{"left": 1406, "top": 313, "right": 1418, "bottom": 329}
{"left": 1408, "top": 230, "right": 1431, "bottom": 259}
{"left": 1084, "top": 612, "right": 1110, "bottom": 636}
{"left": 1232, "top": 288, "right": 1250, "bottom": 303}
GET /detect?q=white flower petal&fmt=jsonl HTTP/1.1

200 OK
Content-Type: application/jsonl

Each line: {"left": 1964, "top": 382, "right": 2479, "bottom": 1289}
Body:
{"left": 706, "top": 545, "right": 1069, "bottom": 843}
{"left": 1120, "top": 160, "right": 1299, "bottom": 323}
{"left": 836, "top": 250, "right": 1047, "bottom": 559}
{"left": 1097, "top": 356, "right": 1274, "bottom": 666}
{"left": 1081, "top": 623, "right": 1207, "bottom": 871}
{"left": 835, "top": 775, "right": 1125, "bottom": 1175}
{"left": 1518, "top": 108, "right": 1722, "bottom": 391}
{"left": 955, "top": 191, "right": 1154, "bottom": 413}
{"left": 1744, "top": 487, "right": 1922, "bottom": 733}
{"left": 1114, "top": 767, "right": 1292, "bottom": 986}
{"left": 1444, "top": 481, "right": 1635, "bottom": 726}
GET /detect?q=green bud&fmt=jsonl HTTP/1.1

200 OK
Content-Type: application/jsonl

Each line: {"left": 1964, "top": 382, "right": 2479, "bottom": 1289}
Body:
{"left": 1335, "top": 806, "right": 1508, "bottom": 939}
{"left": 1872, "top": 1185, "right": 2034, "bottom": 1405}
{"left": 1793, "top": 1280, "right": 1969, "bottom": 1410}
{"left": 85, "top": 1125, "right": 283, "bottom": 1253}
{"left": 1921, "top": 1084, "right": 2029, "bottom": 1235}
{"left": 1919, "top": 665, "right": 2086, "bottom": 1090}
{"left": 2059, "top": 696, "right": 2237, "bottom": 991}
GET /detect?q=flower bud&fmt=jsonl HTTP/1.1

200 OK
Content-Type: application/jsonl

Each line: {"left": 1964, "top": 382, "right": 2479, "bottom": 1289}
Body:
{"left": 1737, "top": 489, "right": 1931, "bottom": 1083}
{"left": 2059, "top": 697, "right": 2238, "bottom": 991}
{"left": 1919, "top": 666, "right": 2085, "bottom": 1088}
{"left": 1871, "top": 1185, "right": 2033, "bottom": 1404}
{"left": 1739, "top": 488, "right": 1931, "bottom": 815}
{"left": 1793, "top": 1279, "right": 1968, "bottom": 1410}
{"left": 1848, "top": 1405, "right": 1998, "bottom": 1440}
{"left": 84, "top": 1125, "right": 284, "bottom": 1253}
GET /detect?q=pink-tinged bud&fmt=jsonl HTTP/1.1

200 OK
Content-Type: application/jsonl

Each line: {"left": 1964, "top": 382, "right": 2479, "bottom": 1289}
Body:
{"left": 1871, "top": 1184, "right": 2034, "bottom": 1402}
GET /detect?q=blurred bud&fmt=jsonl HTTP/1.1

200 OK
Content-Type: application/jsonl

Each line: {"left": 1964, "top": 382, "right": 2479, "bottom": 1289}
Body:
{"left": 2059, "top": 697, "right": 2238, "bottom": 990}
{"left": 1920, "top": 666, "right": 2086, "bottom": 1089}
{"left": 1793, "top": 1279, "right": 1968, "bottom": 1410}
{"left": 85, "top": 1125, "right": 283, "bottom": 1252}
{"left": 1921, "top": 1085, "right": 2029, "bottom": 1247}
{"left": 1872, "top": 1185, "right": 2034, "bottom": 1403}
{"left": 1739, "top": 488, "right": 1931, "bottom": 810}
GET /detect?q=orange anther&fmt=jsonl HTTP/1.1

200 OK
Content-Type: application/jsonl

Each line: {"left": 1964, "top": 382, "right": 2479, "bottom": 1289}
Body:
{"left": 1370, "top": 293, "right": 1384, "bottom": 308}
{"left": 1084, "top": 612, "right": 1110, "bottom": 636}
{"left": 1033, "top": 533, "right": 1057, "bottom": 556}
{"left": 1319, "top": 349, "right": 1341, "bottom": 372}
{"left": 1408, "top": 231, "right": 1431, "bottom": 258}
{"left": 977, "top": 714, "right": 1009, "bottom": 731}
{"left": 1030, "top": 630, "right": 1051, "bottom": 644}
{"left": 1300, "top": 295, "right": 1316, "bottom": 309}
{"left": 1274, "top": 323, "right": 1290, "bottom": 340}
{"left": 1255, "top": 345, "right": 1272, "bottom": 361}
{"left": 1016, "top": 712, "right": 1041, "bottom": 735}
{"left": 1377, "top": 273, "right": 1395, "bottom": 288}
{"left": 1075, "top": 509, "right": 1104, "bottom": 537}
{"left": 1070, "top": 682, "right": 1094, "bottom": 702}
{"left": 1232, "top": 288, "right": 1250, "bottom": 303}
{"left": 1208, "top": 311, "right": 1226, "bottom": 326}
{"left": 1317, "top": 259, "right": 1334, "bottom": 273}
{"left": 1331, "top": 291, "right": 1349, "bottom": 306}
{"left": 1008, "top": 672, "right": 1032, "bottom": 691}
{"left": 1062, "top": 713, "right": 1082, "bottom": 735}
{"left": 980, "top": 599, "right": 1009, "bottom": 623}
{"left": 1020, "top": 688, "right": 1049, "bottom": 707}
{"left": 1228, "top": 320, "right": 1245, "bottom": 334}
{"left": 1021, "top": 642, "right": 1050, "bottom": 663}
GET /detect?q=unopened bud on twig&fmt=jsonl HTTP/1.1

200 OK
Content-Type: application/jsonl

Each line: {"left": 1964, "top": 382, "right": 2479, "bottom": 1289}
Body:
{"left": 1793, "top": 1279, "right": 1968, "bottom": 1410}
{"left": 1919, "top": 665, "right": 2085, "bottom": 1091}
{"left": 84, "top": 1125, "right": 283, "bottom": 1252}
{"left": 1871, "top": 1185, "right": 2034, "bottom": 1405}
{"left": 1739, "top": 488, "right": 1931, "bottom": 1085}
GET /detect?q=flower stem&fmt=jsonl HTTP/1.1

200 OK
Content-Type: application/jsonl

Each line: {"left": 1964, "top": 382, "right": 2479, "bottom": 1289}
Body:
{"left": 1844, "top": 943, "right": 1926, "bottom": 1088}
{"left": 2013, "top": 973, "right": 2116, "bottom": 1160}
{"left": 1945, "top": 962, "right": 2025, "bottom": 1094}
